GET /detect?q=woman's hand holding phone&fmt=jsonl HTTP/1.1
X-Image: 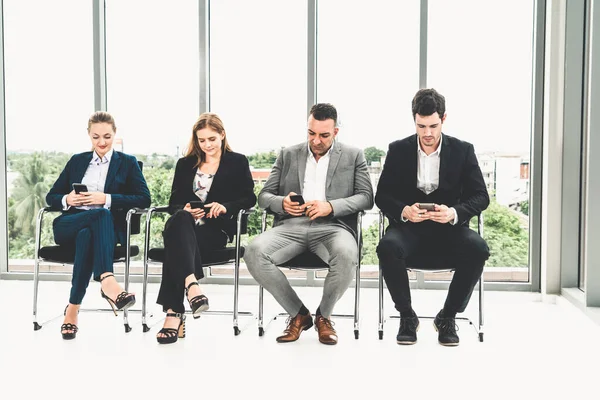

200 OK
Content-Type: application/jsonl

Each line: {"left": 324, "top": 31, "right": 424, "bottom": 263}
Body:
{"left": 66, "top": 190, "right": 86, "bottom": 207}
{"left": 184, "top": 202, "right": 206, "bottom": 220}
{"left": 204, "top": 202, "right": 227, "bottom": 218}
{"left": 79, "top": 192, "right": 107, "bottom": 206}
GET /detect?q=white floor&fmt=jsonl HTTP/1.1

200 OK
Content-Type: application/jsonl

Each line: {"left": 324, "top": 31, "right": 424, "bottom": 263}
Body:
{"left": 1, "top": 279, "right": 599, "bottom": 399}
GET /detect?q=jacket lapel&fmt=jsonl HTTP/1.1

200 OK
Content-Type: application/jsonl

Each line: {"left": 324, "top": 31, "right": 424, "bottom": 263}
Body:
{"left": 408, "top": 135, "right": 418, "bottom": 189}
{"left": 205, "top": 152, "right": 226, "bottom": 203}
{"left": 438, "top": 133, "right": 450, "bottom": 189}
{"left": 73, "top": 152, "right": 93, "bottom": 184}
{"left": 297, "top": 145, "right": 308, "bottom": 191}
{"left": 104, "top": 151, "right": 122, "bottom": 191}
{"left": 325, "top": 142, "right": 342, "bottom": 189}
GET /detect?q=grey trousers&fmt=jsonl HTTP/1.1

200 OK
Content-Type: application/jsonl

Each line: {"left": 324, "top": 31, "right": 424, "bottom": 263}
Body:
{"left": 244, "top": 216, "right": 358, "bottom": 318}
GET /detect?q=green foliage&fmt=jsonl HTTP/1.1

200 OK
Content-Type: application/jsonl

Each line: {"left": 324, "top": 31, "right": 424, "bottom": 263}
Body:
{"left": 245, "top": 183, "right": 273, "bottom": 241}
{"left": 360, "top": 220, "right": 380, "bottom": 265}
{"left": 470, "top": 199, "right": 529, "bottom": 267}
{"left": 10, "top": 153, "right": 51, "bottom": 234}
{"left": 520, "top": 200, "right": 529, "bottom": 216}
{"left": 247, "top": 150, "right": 278, "bottom": 169}
{"left": 363, "top": 146, "right": 386, "bottom": 165}
{"left": 6, "top": 151, "right": 530, "bottom": 269}
{"left": 137, "top": 165, "right": 176, "bottom": 250}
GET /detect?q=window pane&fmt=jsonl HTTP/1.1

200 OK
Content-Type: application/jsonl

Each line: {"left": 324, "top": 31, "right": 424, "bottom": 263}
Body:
{"left": 104, "top": 0, "right": 199, "bottom": 275}
{"left": 106, "top": 0, "right": 199, "bottom": 157}
{"left": 210, "top": 0, "right": 307, "bottom": 277}
{"left": 4, "top": 0, "right": 94, "bottom": 268}
{"left": 318, "top": 0, "right": 420, "bottom": 275}
{"left": 428, "top": 0, "right": 535, "bottom": 281}
{"left": 210, "top": 0, "right": 307, "bottom": 155}
{"left": 317, "top": 0, "right": 420, "bottom": 153}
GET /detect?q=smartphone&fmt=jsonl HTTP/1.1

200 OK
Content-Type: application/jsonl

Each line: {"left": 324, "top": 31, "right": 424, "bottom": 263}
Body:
{"left": 72, "top": 183, "right": 88, "bottom": 194}
{"left": 418, "top": 203, "right": 436, "bottom": 211}
{"left": 189, "top": 201, "right": 205, "bottom": 209}
{"left": 290, "top": 194, "right": 305, "bottom": 205}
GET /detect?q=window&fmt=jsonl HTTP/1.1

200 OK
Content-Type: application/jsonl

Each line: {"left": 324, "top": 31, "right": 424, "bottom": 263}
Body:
{"left": 4, "top": 0, "right": 94, "bottom": 268}
{"left": 428, "top": 0, "right": 535, "bottom": 281}
{"left": 209, "top": 0, "right": 308, "bottom": 155}
{"left": 105, "top": 0, "right": 199, "bottom": 158}
{"left": 317, "top": 0, "right": 420, "bottom": 276}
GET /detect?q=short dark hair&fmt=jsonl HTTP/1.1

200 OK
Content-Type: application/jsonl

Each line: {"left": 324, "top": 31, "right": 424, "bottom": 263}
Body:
{"left": 309, "top": 103, "right": 338, "bottom": 127}
{"left": 412, "top": 88, "right": 446, "bottom": 120}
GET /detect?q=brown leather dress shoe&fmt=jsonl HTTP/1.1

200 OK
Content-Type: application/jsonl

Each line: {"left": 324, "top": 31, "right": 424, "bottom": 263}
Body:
{"left": 276, "top": 313, "right": 313, "bottom": 343}
{"left": 315, "top": 315, "right": 338, "bottom": 345}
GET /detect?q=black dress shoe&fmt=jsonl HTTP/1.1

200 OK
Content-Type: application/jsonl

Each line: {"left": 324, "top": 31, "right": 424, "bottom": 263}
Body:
{"left": 433, "top": 310, "right": 459, "bottom": 346}
{"left": 396, "top": 315, "right": 419, "bottom": 345}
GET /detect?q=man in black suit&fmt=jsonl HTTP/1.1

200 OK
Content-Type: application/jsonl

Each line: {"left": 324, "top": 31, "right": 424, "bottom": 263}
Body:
{"left": 376, "top": 88, "right": 490, "bottom": 346}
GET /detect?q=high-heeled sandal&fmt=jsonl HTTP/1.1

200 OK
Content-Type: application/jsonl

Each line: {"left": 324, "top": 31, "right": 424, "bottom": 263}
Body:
{"left": 186, "top": 281, "right": 209, "bottom": 319}
{"left": 99, "top": 273, "right": 136, "bottom": 315}
{"left": 156, "top": 313, "right": 186, "bottom": 344}
{"left": 61, "top": 305, "right": 79, "bottom": 340}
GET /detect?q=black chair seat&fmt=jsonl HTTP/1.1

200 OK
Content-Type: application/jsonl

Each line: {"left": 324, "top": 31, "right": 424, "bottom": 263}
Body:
{"left": 279, "top": 251, "right": 329, "bottom": 269}
{"left": 39, "top": 245, "right": 139, "bottom": 264}
{"left": 147, "top": 247, "right": 245, "bottom": 266}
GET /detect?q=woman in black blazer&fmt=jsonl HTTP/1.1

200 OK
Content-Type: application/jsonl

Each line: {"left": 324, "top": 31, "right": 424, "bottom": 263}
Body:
{"left": 47, "top": 111, "right": 151, "bottom": 340}
{"left": 156, "top": 112, "right": 256, "bottom": 344}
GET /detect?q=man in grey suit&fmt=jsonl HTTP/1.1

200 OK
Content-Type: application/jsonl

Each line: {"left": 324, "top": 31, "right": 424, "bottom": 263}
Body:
{"left": 244, "top": 103, "right": 373, "bottom": 345}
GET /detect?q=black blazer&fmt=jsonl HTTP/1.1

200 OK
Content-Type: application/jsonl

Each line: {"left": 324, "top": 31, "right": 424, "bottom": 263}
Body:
{"left": 169, "top": 151, "right": 257, "bottom": 241}
{"left": 375, "top": 134, "right": 489, "bottom": 227}
{"left": 46, "top": 151, "right": 151, "bottom": 244}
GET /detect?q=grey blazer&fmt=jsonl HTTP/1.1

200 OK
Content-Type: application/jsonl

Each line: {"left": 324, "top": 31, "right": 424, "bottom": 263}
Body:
{"left": 259, "top": 141, "right": 374, "bottom": 235}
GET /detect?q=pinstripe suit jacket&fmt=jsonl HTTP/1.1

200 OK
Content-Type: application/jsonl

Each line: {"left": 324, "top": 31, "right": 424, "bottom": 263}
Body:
{"left": 46, "top": 151, "right": 151, "bottom": 244}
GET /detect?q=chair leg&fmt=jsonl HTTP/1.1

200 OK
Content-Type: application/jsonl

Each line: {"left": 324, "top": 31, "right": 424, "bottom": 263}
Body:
{"left": 123, "top": 255, "right": 132, "bottom": 333}
{"left": 233, "top": 255, "right": 240, "bottom": 336}
{"left": 478, "top": 275, "right": 484, "bottom": 342}
{"left": 142, "top": 259, "right": 150, "bottom": 332}
{"left": 258, "top": 285, "right": 264, "bottom": 337}
{"left": 353, "top": 265, "right": 360, "bottom": 340}
{"left": 378, "top": 269, "right": 384, "bottom": 340}
{"left": 33, "top": 257, "right": 42, "bottom": 331}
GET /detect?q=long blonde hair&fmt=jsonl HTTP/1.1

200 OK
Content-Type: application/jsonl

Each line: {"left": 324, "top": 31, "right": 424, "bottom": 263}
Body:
{"left": 185, "top": 112, "right": 232, "bottom": 167}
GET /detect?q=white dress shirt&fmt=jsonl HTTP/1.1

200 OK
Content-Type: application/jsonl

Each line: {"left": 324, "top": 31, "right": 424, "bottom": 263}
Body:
{"left": 62, "top": 149, "right": 113, "bottom": 210}
{"left": 302, "top": 142, "right": 333, "bottom": 202}
{"left": 402, "top": 136, "right": 458, "bottom": 224}
{"left": 417, "top": 138, "right": 441, "bottom": 195}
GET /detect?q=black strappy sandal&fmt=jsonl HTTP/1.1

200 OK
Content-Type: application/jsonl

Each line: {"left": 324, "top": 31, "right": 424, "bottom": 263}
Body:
{"left": 99, "top": 273, "right": 136, "bottom": 315}
{"left": 61, "top": 305, "right": 79, "bottom": 340}
{"left": 156, "top": 313, "right": 186, "bottom": 344}
{"left": 186, "top": 281, "right": 209, "bottom": 319}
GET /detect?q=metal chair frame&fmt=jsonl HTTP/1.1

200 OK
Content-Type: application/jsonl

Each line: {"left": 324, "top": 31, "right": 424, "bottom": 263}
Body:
{"left": 32, "top": 207, "right": 146, "bottom": 333}
{"left": 256, "top": 210, "right": 364, "bottom": 339}
{"left": 141, "top": 207, "right": 254, "bottom": 335}
{"left": 377, "top": 211, "right": 485, "bottom": 342}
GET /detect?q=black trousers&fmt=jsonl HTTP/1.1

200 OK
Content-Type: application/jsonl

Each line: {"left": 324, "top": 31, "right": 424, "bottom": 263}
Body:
{"left": 157, "top": 210, "right": 228, "bottom": 313}
{"left": 376, "top": 221, "right": 489, "bottom": 315}
{"left": 52, "top": 208, "right": 118, "bottom": 305}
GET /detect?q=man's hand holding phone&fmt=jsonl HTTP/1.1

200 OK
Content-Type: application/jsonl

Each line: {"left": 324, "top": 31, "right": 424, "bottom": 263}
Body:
{"left": 304, "top": 200, "right": 333, "bottom": 220}
{"left": 427, "top": 204, "right": 455, "bottom": 224}
{"left": 402, "top": 203, "right": 432, "bottom": 223}
{"left": 283, "top": 192, "right": 306, "bottom": 216}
